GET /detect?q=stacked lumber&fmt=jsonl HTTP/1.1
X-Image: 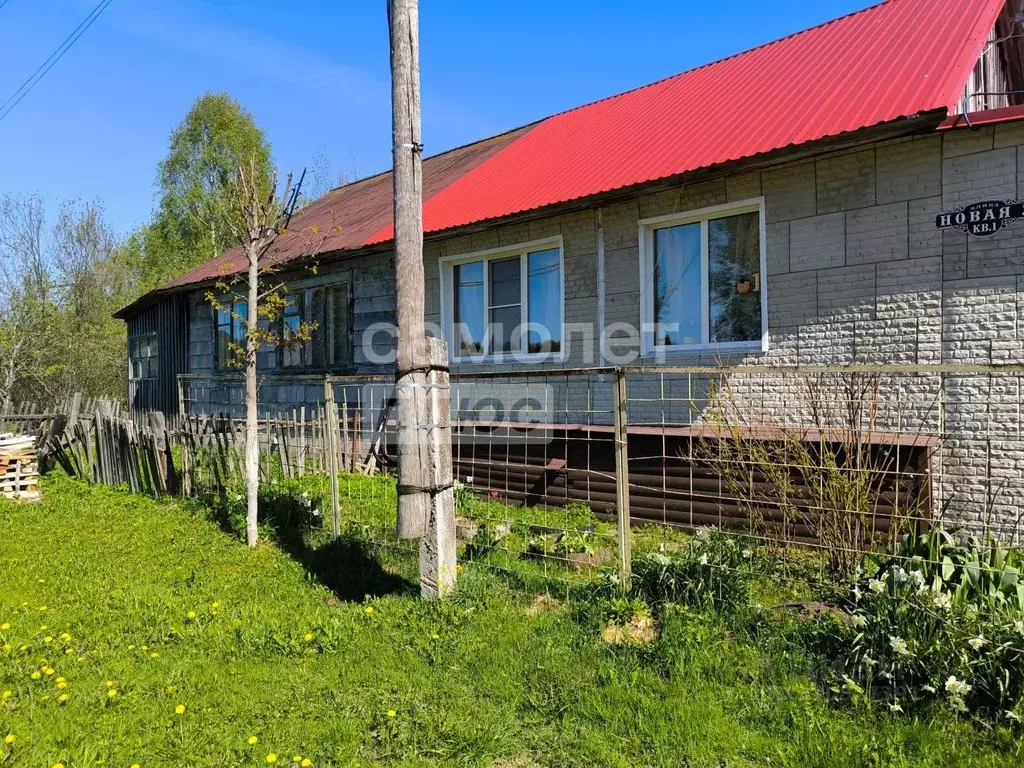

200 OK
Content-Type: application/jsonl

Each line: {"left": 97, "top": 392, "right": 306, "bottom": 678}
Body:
{"left": 0, "top": 433, "right": 40, "bottom": 503}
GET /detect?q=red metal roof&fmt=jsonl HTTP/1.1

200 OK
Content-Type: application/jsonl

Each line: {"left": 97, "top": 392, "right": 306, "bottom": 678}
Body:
{"left": 121, "top": 0, "right": 1004, "bottom": 315}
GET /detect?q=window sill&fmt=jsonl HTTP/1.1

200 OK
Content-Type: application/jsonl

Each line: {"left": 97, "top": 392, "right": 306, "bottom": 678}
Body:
{"left": 450, "top": 353, "right": 566, "bottom": 367}
{"left": 638, "top": 340, "right": 766, "bottom": 361}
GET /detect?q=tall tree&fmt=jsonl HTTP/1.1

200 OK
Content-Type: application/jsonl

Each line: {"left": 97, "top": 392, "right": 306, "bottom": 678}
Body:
{"left": 150, "top": 92, "right": 272, "bottom": 285}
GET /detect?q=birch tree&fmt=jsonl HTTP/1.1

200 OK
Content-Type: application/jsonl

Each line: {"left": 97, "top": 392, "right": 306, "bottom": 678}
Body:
{"left": 210, "top": 158, "right": 324, "bottom": 546}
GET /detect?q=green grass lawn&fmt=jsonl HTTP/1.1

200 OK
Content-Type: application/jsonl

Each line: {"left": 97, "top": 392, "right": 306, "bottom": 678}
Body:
{"left": 1, "top": 475, "right": 1022, "bottom": 767}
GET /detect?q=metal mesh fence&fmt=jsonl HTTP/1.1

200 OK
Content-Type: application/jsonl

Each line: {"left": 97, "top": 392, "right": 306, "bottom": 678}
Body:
{"left": 175, "top": 364, "right": 1024, "bottom": 600}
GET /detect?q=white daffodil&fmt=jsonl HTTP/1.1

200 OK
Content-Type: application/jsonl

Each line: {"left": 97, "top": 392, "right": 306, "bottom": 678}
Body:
{"left": 909, "top": 570, "right": 925, "bottom": 587}
{"left": 945, "top": 676, "right": 971, "bottom": 697}
{"left": 968, "top": 635, "right": 986, "bottom": 651}
{"left": 932, "top": 591, "right": 952, "bottom": 611}
{"left": 698, "top": 553, "right": 709, "bottom": 566}
{"left": 851, "top": 615, "right": 867, "bottom": 628}
{"left": 889, "top": 700, "right": 904, "bottom": 713}
{"left": 889, "top": 636, "right": 910, "bottom": 656}
{"left": 894, "top": 567, "right": 909, "bottom": 584}
{"left": 923, "top": 684, "right": 937, "bottom": 693}
{"left": 868, "top": 578, "right": 885, "bottom": 594}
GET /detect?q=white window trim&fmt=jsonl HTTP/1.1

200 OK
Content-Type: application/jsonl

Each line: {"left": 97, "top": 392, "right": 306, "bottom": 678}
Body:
{"left": 638, "top": 197, "right": 769, "bottom": 357}
{"left": 438, "top": 236, "right": 565, "bottom": 365}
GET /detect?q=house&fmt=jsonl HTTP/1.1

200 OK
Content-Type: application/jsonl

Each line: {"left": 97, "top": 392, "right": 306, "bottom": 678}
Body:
{"left": 116, "top": 0, "right": 1024, "bottom": 535}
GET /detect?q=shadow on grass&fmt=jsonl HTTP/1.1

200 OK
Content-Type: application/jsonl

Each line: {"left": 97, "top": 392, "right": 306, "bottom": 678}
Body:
{"left": 197, "top": 490, "right": 417, "bottom": 603}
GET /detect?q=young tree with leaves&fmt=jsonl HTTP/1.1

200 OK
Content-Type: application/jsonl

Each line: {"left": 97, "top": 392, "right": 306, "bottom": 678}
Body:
{"left": 208, "top": 158, "right": 324, "bottom": 547}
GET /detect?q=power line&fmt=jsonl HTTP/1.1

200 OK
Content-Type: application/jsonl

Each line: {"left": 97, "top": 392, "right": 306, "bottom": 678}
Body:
{"left": 0, "top": 0, "right": 115, "bottom": 125}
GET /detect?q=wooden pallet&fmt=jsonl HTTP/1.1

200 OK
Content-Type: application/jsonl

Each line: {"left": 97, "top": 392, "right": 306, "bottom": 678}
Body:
{"left": 0, "top": 434, "right": 40, "bottom": 503}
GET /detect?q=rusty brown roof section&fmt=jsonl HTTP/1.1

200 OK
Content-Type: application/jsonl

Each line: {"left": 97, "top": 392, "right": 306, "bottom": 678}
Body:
{"left": 115, "top": 124, "right": 534, "bottom": 318}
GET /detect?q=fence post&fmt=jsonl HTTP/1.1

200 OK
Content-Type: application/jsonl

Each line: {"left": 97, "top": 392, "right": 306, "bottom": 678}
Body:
{"left": 613, "top": 367, "right": 632, "bottom": 592}
{"left": 324, "top": 378, "right": 341, "bottom": 539}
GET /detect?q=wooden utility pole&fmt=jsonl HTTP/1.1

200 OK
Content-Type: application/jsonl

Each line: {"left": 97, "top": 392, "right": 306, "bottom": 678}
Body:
{"left": 388, "top": 0, "right": 457, "bottom": 598}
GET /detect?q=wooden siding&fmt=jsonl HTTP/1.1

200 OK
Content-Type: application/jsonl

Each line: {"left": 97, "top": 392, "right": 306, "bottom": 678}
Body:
{"left": 126, "top": 294, "right": 188, "bottom": 420}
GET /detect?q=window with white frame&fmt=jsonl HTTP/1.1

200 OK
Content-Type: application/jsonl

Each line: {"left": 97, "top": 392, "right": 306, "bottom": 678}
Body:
{"left": 441, "top": 239, "right": 564, "bottom": 361}
{"left": 128, "top": 333, "right": 158, "bottom": 380}
{"left": 640, "top": 199, "right": 766, "bottom": 354}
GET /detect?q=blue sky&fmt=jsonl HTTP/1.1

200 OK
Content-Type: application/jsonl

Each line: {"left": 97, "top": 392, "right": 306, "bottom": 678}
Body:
{"left": 0, "top": 0, "right": 872, "bottom": 236}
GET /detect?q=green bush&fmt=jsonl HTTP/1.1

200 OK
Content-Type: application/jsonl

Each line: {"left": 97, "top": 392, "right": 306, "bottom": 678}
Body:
{"left": 631, "top": 527, "right": 757, "bottom": 614}
{"left": 813, "top": 524, "right": 1024, "bottom": 722}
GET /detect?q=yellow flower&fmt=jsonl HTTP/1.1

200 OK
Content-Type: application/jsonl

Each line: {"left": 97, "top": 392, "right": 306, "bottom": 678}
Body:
{"left": 2, "top": 644, "right": 10, "bottom": 653}
{"left": 59, "top": 633, "right": 71, "bottom": 641}
{"left": 43, "top": 667, "right": 55, "bottom": 676}
{"left": 301, "top": 760, "right": 312, "bottom": 768}
{"left": 292, "top": 757, "right": 301, "bottom": 763}
{"left": 364, "top": 607, "right": 374, "bottom": 615}
{"left": 131, "top": 764, "right": 141, "bottom": 768}
{"left": 0, "top": 623, "right": 9, "bottom": 631}
{"left": 247, "top": 735, "right": 258, "bottom": 745}
{"left": 303, "top": 633, "right": 313, "bottom": 642}
{"left": 386, "top": 709, "right": 396, "bottom": 718}
{"left": 174, "top": 704, "right": 185, "bottom": 715}
{"left": 1, "top": 690, "right": 11, "bottom": 699}
{"left": 64, "top": 648, "right": 73, "bottom": 655}
{"left": 141, "top": 645, "right": 148, "bottom": 651}
{"left": 38, "top": 606, "right": 47, "bottom": 612}
{"left": 30, "top": 671, "right": 41, "bottom": 680}
{"left": 39, "top": 625, "right": 48, "bottom": 631}
{"left": 211, "top": 602, "right": 220, "bottom": 609}
{"left": 76, "top": 656, "right": 85, "bottom": 662}
{"left": 107, "top": 689, "right": 118, "bottom": 699}
{"left": 431, "top": 633, "right": 439, "bottom": 640}
{"left": 58, "top": 693, "right": 69, "bottom": 703}
{"left": 186, "top": 611, "right": 197, "bottom": 620}
{"left": 52, "top": 764, "right": 65, "bottom": 768}
{"left": 105, "top": 680, "right": 114, "bottom": 688}
{"left": 265, "top": 753, "right": 277, "bottom": 764}
{"left": 44, "top": 636, "right": 53, "bottom": 644}
{"left": 149, "top": 652, "right": 159, "bottom": 659}
{"left": 127, "top": 644, "right": 135, "bottom": 650}
{"left": 56, "top": 680, "right": 67, "bottom": 690}
{"left": 166, "top": 685, "right": 177, "bottom": 694}
{"left": 3, "top": 733, "right": 14, "bottom": 745}
{"left": 456, "top": 564, "right": 464, "bottom": 574}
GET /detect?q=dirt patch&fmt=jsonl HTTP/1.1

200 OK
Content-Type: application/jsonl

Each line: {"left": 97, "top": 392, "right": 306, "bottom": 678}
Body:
{"left": 601, "top": 614, "right": 658, "bottom": 645}
{"left": 525, "top": 594, "right": 561, "bottom": 616}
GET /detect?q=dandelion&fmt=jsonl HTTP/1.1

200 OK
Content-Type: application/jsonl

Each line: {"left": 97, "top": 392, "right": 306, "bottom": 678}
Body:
{"left": 889, "top": 636, "right": 910, "bottom": 656}
{"left": 3, "top": 734, "right": 14, "bottom": 745}
{"left": 247, "top": 736, "right": 258, "bottom": 745}
{"left": 174, "top": 704, "right": 185, "bottom": 715}
{"left": 2, "top": 690, "right": 11, "bottom": 699}
{"left": 211, "top": 602, "right": 220, "bottom": 609}
{"left": 2, "top": 645, "right": 10, "bottom": 653}
{"left": 431, "top": 633, "right": 440, "bottom": 640}
{"left": 127, "top": 645, "right": 135, "bottom": 650}
{"left": 29, "top": 671, "right": 41, "bottom": 680}
{"left": 105, "top": 681, "right": 114, "bottom": 688}
{"left": 131, "top": 764, "right": 141, "bottom": 768}
{"left": 52, "top": 763, "right": 65, "bottom": 768}
{"left": 150, "top": 652, "right": 159, "bottom": 659}
{"left": 0, "top": 623, "right": 9, "bottom": 631}
{"left": 301, "top": 760, "right": 312, "bottom": 768}
{"left": 43, "top": 667, "right": 54, "bottom": 676}
{"left": 38, "top": 606, "right": 47, "bottom": 612}
{"left": 304, "top": 633, "right": 314, "bottom": 642}
{"left": 365, "top": 607, "right": 374, "bottom": 616}
{"left": 387, "top": 709, "right": 396, "bottom": 718}
{"left": 56, "top": 679, "right": 67, "bottom": 690}
{"left": 167, "top": 685, "right": 177, "bottom": 694}
{"left": 292, "top": 757, "right": 301, "bottom": 763}
{"left": 851, "top": 615, "right": 867, "bottom": 628}
{"left": 945, "top": 676, "right": 971, "bottom": 697}
{"left": 968, "top": 635, "right": 987, "bottom": 651}
{"left": 59, "top": 633, "right": 70, "bottom": 641}
{"left": 107, "top": 689, "right": 118, "bottom": 699}
{"left": 266, "top": 754, "right": 277, "bottom": 764}
{"left": 186, "top": 611, "right": 197, "bottom": 620}
{"left": 44, "top": 636, "right": 53, "bottom": 643}
{"left": 57, "top": 693, "right": 69, "bottom": 703}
